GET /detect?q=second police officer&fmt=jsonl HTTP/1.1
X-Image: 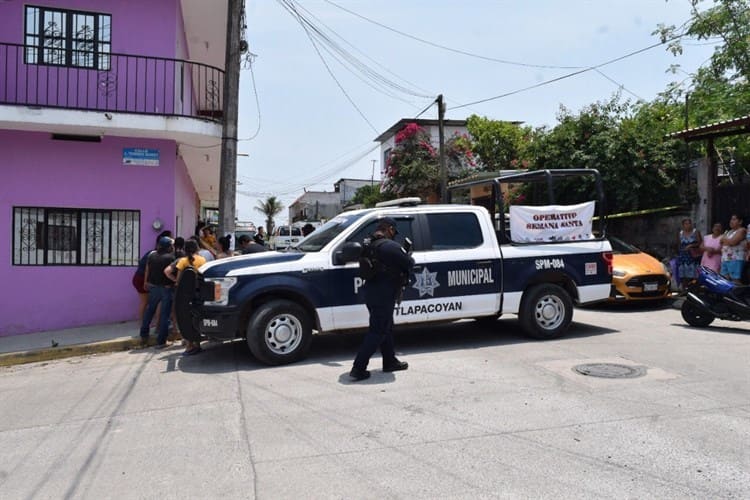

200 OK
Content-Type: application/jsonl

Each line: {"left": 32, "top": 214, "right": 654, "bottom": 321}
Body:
{"left": 350, "top": 217, "right": 415, "bottom": 381}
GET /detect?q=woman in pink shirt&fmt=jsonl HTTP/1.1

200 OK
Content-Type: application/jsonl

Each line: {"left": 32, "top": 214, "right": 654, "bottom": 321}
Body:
{"left": 700, "top": 222, "right": 723, "bottom": 273}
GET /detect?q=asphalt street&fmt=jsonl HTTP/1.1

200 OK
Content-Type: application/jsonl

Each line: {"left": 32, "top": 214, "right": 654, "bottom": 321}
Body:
{"left": 0, "top": 302, "right": 748, "bottom": 499}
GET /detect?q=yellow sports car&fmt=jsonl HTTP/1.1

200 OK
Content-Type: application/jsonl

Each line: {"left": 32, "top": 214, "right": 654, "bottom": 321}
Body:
{"left": 609, "top": 236, "right": 672, "bottom": 301}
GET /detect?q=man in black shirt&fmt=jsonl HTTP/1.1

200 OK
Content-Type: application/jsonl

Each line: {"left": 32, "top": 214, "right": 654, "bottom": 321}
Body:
{"left": 139, "top": 237, "right": 176, "bottom": 348}
{"left": 350, "top": 218, "right": 414, "bottom": 381}
{"left": 238, "top": 234, "right": 267, "bottom": 254}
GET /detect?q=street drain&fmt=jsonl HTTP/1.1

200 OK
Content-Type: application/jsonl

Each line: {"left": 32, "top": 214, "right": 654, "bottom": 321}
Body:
{"left": 573, "top": 363, "right": 646, "bottom": 379}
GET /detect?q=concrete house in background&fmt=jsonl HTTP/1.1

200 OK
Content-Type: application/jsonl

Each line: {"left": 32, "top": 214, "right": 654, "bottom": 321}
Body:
{"left": 0, "top": 0, "right": 228, "bottom": 335}
{"left": 288, "top": 178, "right": 372, "bottom": 223}
{"left": 288, "top": 191, "right": 340, "bottom": 224}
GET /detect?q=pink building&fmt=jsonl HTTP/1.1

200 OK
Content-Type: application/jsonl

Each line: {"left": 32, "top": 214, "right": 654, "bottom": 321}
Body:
{"left": 0, "top": 0, "right": 228, "bottom": 335}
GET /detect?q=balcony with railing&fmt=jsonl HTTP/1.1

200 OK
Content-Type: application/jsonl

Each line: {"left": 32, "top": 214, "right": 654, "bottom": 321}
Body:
{"left": 0, "top": 42, "right": 224, "bottom": 122}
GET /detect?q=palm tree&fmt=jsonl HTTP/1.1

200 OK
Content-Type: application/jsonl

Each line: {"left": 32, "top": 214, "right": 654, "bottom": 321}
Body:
{"left": 254, "top": 196, "right": 284, "bottom": 235}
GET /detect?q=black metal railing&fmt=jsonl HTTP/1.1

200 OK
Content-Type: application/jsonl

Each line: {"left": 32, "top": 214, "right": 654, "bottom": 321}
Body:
{"left": 0, "top": 42, "right": 224, "bottom": 122}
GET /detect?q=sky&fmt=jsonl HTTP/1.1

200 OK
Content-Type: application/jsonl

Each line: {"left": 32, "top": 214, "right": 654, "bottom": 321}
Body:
{"left": 237, "top": 0, "right": 717, "bottom": 225}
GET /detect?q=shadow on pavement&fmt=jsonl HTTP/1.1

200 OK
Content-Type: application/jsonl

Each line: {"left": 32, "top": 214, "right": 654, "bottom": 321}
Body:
{"left": 582, "top": 298, "right": 678, "bottom": 313}
{"left": 673, "top": 323, "right": 750, "bottom": 335}
{"left": 170, "top": 315, "right": 619, "bottom": 375}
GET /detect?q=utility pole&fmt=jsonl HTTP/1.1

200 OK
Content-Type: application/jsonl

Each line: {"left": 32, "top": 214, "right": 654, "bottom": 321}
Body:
{"left": 218, "top": 0, "right": 242, "bottom": 240}
{"left": 437, "top": 94, "right": 447, "bottom": 203}
{"left": 371, "top": 159, "right": 376, "bottom": 186}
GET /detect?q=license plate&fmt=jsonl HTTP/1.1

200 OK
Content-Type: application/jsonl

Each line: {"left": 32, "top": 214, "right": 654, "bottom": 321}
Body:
{"left": 643, "top": 282, "right": 658, "bottom": 292}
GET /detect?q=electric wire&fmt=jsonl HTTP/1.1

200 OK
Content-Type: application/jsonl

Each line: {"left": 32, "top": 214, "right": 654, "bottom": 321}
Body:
{"left": 279, "top": 0, "right": 378, "bottom": 133}
{"left": 238, "top": 140, "right": 380, "bottom": 195}
{"left": 238, "top": 55, "right": 262, "bottom": 142}
{"left": 449, "top": 37, "right": 684, "bottom": 110}
{"left": 593, "top": 68, "right": 644, "bottom": 101}
{"left": 413, "top": 99, "right": 436, "bottom": 119}
{"left": 290, "top": 0, "right": 435, "bottom": 104}
{"left": 323, "top": 0, "right": 587, "bottom": 70}
{"left": 279, "top": 0, "right": 432, "bottom": 101}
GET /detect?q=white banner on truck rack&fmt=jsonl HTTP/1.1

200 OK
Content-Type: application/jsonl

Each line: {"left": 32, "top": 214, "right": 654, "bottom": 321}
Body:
{"left": 510, "top": 201, "right": 596, "bottom": 242}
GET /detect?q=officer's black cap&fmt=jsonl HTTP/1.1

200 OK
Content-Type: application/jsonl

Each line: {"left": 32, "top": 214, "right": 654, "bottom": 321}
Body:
{"left": 380, "top": 217, "right": 398, "bottom": 233}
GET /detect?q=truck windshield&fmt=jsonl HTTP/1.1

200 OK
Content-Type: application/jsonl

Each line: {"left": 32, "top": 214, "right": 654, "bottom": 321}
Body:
{"left": 296, "top": 213, "right": 367, "bottom": 252}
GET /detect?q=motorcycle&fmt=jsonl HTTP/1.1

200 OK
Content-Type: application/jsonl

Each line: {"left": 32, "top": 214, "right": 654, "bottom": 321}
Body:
{"left": 681, "top": 265, "right": 750, "bottom": 327}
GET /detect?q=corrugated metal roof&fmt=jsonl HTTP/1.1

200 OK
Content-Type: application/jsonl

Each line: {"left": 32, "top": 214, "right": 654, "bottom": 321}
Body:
{"left": 667, "top": 115, "right": 750, "bottom": 141}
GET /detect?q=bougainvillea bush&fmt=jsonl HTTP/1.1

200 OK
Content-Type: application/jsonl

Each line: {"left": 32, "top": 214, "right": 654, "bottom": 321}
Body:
{"left": 383, "top": 123, "right": 477, "bottom": 201}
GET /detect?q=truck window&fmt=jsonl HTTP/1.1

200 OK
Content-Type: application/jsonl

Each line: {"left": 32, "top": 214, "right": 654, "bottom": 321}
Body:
{"left": 347, "top": 218, "right": 414, "bottom": 247}
{"left": 426, "top": 213, "right": 483, "bottom": 250}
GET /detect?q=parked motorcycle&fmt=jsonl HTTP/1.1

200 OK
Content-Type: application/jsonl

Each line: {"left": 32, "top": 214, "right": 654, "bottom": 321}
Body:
{"left": 681, "top": 265, "right": 750, "bottom": 327}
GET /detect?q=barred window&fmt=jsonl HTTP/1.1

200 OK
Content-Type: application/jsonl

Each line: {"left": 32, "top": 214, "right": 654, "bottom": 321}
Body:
{"left": 24, "top": 6, "right": 111, "bottom": 70}
{"left": 13, "top": 207, "right": 139, "bottom": 266}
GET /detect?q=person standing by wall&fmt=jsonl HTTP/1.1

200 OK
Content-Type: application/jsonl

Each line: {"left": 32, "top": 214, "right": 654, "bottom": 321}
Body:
{"left": 139, "top": 237, "right": 176, "bottom": 348}
{"left": 132, "top": 230, "right": 172, "bottom": 322}
{"left": 700, "top": 222, "right": 723, "bottom": 273}
{"left": 720, "top": 214, "right": 747, "bottom": 284}
{"left": 350, "top": 218, "right": 414, "bottom": 381}
{"left": 165, "top": 239, "right": 207, "bottom": 355}
{"left": 677, "top": 218, "right": 702, "bottom": 289}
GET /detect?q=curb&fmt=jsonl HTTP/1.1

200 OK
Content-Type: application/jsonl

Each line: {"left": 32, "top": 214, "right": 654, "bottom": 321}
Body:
{"left": 0, "top": 337, "right": 143, "bottom": 367}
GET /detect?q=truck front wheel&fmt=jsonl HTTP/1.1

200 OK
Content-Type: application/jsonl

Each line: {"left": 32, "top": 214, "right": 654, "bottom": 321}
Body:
{"left": 519, "top": 284, "right": 573, "bottom": 339}
{"left": 246, "top": 299, "right": 313, "bottom": 365}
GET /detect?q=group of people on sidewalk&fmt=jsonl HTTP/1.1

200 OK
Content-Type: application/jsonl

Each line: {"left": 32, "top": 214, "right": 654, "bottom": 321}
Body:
{"left": 131, "top": 223, "right": 270, "bottom": 355}
{"left": 676, "top": 214, "right": 749, "bottom": 289}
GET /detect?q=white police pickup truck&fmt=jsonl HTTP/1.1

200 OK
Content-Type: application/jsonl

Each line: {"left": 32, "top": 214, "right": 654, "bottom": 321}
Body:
{"left": 175, "top": 169, "right": 613, "bottom": 365}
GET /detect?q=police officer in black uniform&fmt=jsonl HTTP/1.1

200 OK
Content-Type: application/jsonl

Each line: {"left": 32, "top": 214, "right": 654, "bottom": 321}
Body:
{"left": 350, "top": 217, "right": 415, "bottom": 381}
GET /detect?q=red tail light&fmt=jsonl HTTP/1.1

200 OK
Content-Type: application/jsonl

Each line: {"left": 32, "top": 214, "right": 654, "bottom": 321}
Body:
{"left": 601, "top": 251, "right": 613, "bottom": 275}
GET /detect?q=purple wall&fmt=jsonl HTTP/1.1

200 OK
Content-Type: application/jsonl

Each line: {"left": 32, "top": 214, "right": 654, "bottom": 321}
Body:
{"left": 175, "top": 155, "right": 199, "bottom": 239}
{"left": 0, "top": 0, "right": 222, "bottom": 117}
{"left": 0, "top": 129, "right": 197, "bottom": 335}
{"left": 0, "top": 0, "right": 179, "bottom": 57}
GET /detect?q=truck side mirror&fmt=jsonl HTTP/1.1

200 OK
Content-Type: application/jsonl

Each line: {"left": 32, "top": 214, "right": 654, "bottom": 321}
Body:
{"left": 338, "top": 242, "right": 363, "bottom": 264}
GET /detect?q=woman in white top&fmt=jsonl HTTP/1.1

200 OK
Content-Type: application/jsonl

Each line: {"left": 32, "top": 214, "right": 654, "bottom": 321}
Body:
{"left": 720, "top": 214, "right": 747, "bottom": 283}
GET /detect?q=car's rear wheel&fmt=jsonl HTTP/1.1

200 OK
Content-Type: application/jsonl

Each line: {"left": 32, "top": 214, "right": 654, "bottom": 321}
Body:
{"left": 519, "top": 284, "right": 573, "bottom": 339}
{"left": 246, "top": 299, "right": 313, "bottom": 365}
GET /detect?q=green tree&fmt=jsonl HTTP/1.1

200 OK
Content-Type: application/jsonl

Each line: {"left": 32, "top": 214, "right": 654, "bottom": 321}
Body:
{"left": 349, "top": 184, "right": 391, "bottom": 208}
{"left": 527, "top": 96, "right": 688, "bottom": 213}
{"left": 655, "top": 0, "right": 750, "bottom": 173}
{"left": 254, "top": 196, "right": 284, "bottom": 235}
{"left": 466, "top": 115, "right": 532, "bottom": 171}
{"left": 656, "top": 0, "right": 750, "bottom": 85}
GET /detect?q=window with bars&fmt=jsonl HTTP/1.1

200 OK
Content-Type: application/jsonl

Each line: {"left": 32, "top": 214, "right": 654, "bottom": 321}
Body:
{"left": 24, "top": 5, "right": 111, "bottom": 70}
{"left": 13, "top": 207, "right": 140, "bottom": 266}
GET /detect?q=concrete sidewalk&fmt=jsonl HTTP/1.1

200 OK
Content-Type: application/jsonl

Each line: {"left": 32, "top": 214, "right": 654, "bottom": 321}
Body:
{"left": 0, "top": 321, "right": 146, "bottom": 367}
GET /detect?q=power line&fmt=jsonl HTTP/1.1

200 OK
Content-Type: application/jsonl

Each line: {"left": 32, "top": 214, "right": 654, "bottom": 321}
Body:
{"left": 279, "top": 0, "right": 378, "bottom": 133}
{"left": 238, "top": 54, "right": 262, "bottom": 142}
{"left": 593, "top": 68, "right": 644, "bottom": 101}
{"left": 323, "top": 0, "right": 586, "bottom": 70}
{"left": 450, "top": 37, "right": 683, "bottom": 110}
{"left": 238, "top": 140, "right": 380, "bottom": 195}
{"left": 290, "top": 0, "right": 435, "bottom": 103}
{"left": 413, "top": 99, "right": 436, "bottom": 119}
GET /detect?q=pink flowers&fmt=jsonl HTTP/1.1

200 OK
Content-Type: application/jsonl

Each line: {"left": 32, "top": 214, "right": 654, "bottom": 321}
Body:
{"left": 395, "top": 122, "right": 425, "bottom": 144}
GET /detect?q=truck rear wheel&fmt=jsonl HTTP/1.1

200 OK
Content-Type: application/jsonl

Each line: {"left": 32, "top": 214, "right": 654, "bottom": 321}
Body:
{"left": 519, "top": 284, "right": 573, "bottom": 339}
{"left": 246, "top": 299, "right": 313, "bottom": 365}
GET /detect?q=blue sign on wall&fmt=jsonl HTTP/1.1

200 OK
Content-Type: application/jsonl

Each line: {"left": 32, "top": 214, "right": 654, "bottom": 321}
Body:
{"left": 123, "top": 148, "right": 160, "bottom": 166}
